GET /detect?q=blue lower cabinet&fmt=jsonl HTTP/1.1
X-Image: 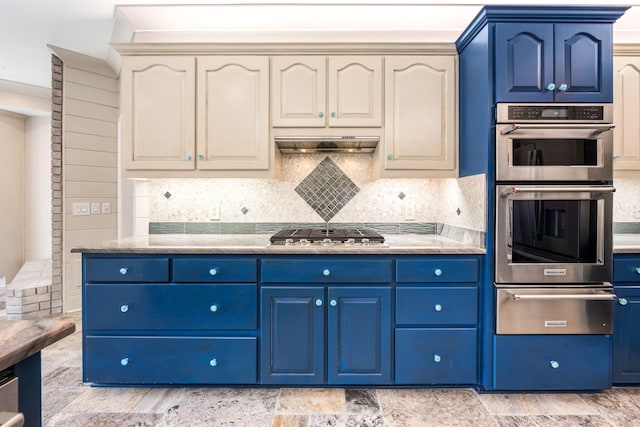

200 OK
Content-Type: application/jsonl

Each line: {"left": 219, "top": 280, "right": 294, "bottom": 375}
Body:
{"left": 261, "top": 287, "right": 325, "bottom": 384}
{"left": 395, "top": 328, "right": 477, "bottom": 384}
{"left": 327, "top": 287, "right": 392, "bottom": 385}
{"left": 493, "top": 335, "right": 611, "bottom": 390}
{"left": 84, "top": 336, "right": 257, "bottom": 384}
{"left": 613, "top": 287, "right": 640, "bottom": 383}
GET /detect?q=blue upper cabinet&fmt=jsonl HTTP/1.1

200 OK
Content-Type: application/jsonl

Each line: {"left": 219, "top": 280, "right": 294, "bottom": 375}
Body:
{"left": 495, "top": 22, "right": 613, "bottom": 102}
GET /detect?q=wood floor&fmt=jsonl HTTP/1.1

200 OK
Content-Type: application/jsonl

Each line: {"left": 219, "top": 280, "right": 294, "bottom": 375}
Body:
{"left": 40, "top": 311, "right": 640, "bottom": 426}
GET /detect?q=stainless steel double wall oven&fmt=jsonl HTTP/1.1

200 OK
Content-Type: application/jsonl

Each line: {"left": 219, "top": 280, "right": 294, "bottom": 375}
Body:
{"left": 494, "top": 103, "right": 616, "bottom": 335}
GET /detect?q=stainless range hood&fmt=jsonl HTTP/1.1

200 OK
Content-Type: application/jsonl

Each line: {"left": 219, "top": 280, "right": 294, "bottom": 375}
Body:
{"left": 274, "top": 136, "right": 379, "bottom": 153}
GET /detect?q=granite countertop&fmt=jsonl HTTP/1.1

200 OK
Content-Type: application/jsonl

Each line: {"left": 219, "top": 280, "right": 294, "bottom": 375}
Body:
{"left": 0, "top": 318, "right": 75, "bottom": 371}
{"left": 614, "top": 234, "right": 640, "bottom": 253}
{"left": 71, "top": 233, "right": 486, "bottom": 255}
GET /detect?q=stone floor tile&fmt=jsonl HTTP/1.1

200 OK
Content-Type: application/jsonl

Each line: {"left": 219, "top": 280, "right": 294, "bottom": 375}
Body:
{"left": 132, "top": 388, "right": 188, "bottom": 414}
{"left": 272, "top": 414, "right": 309, "bottom": 427}
{"left": 479, "top": 393, "right": 599, "bottom": 416}
{"left": 62, "top": 387, "right": 151, "bottom": 413}
{"left": 530, "top": 414, "right": 614, "bottom": 426}
{"left": 579, "top": 387, "right": 640, "bottom": 426}
{"left": 345, "top": 389, "right": 380, "bottom": 415}
{"left": 277, "top": 388, "right": 346, "bottom": 415}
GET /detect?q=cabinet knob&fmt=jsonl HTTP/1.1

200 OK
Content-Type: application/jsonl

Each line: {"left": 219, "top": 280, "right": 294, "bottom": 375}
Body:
{"left": 434, "top": 268, "right": 443, "bottom": 277}
{"left": 120, "top": 358, "right": 129, "bottom": 366}
{"left": 434, "top": 304, "right": 442, "bottom": 312}
{"left": 330, "top": 299, "right": 338, "bottom": 307}
{"left": 546, "top": 83, "right": 556, "bottom": 91}
{"left": 619, "top": 298, "right": 628, "bottom": 306}
{"left": 315, "top": 298, "right": 323, "bottom": 307}
{"left": 210, "top": 358, "right": 218, "bottom": 367}
{"left": 433, "top": 354, "right": 441, "bottom": 363}
{"left": 635, "top": 267, "right": 640, "bottom": 275}
{"left": 558, "top": 83, "right": 568, "bottom": 91}
{"left": 185, "top": 155, "right": 192, "bottom": 161}
{"left": 198, "top": 154, "right": 205, "bottom": 161}
{"left": 318, "top": 111, "right": 324, "bottom": 118}
{"left": 120, "top": 304, "right": 129, "bottom": 313}
{"left": 331, "top": 112, "right": 336, "bottom": 118}
{"left": 209, "top": 268, "right": 218, "bottom": 276}
{"left": 210, "top": 304, "right": 219, "bottom": 312}
{"left": 119, "top": 267, "right": 129, "bottom": 275}
{"left": 323, "top": 269, "right": 330, "bottom": 276}
{"left": 550, "top": 360, "right": 560, "bottom": 369}
{"left": 387, "top": 154, "right": 393, "bottom": 161}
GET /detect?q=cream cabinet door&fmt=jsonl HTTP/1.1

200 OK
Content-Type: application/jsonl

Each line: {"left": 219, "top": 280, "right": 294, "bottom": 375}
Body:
{"left": 197, "top": 56, "right": 270, "bottom": 170}
{"left": 614, "top": 56, "right": 640, "bottom": 171}
{"left": 272, "top": 56, "right": 326, "bottom": 127}
{"left": 328, "top": 56, "right": 382, "bottom": 127}
{"left": 384, "top": 56, "right": 456, "bottom": 172}
{"left": 121, "top": 56, "right": 196, "bottom": 170}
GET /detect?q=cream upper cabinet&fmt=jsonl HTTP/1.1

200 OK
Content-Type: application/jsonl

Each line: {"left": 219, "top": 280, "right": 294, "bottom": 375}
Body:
{"left": 272, "top": 56, "right": 382, "bottom": 127}
{"left": 197, "top": 56, "right": 270, "bottom": 170}
{"left": 614, "top": 54, "right": 640, "bottom": 172}
{"left": 383, "top": 56, "right": 456, "bottom": 175}
{"left": 121, "top": 56, "right": 196, "bottom": 170}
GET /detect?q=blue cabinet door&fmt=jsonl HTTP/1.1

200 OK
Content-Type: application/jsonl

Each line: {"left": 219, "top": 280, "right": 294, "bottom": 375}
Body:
{"left": 261, "top": 287, "right": 324, "bottom": 384}
{"left": 554, "top": 24, "right": 612, "bottom": 103}
{"left": 613, "top": 287, "right": 640, "bottom": 384}
{"left": 495, "top": 23, "right": 554, "bottom": 102}
{"left": 327, "top": 287, "right": 391, "bottom": 385}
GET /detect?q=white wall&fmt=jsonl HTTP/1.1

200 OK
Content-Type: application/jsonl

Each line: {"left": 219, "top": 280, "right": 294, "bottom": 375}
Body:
{"left": 0, "top": 111, "right": 24, "bottom": 283}
{"left": 24, "top": 116, "right": 52, "bottom": 260}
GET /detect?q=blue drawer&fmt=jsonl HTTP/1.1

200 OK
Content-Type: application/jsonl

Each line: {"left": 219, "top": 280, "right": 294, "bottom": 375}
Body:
{"left": 261, "top": 259, "right": 392, "bottom": 283}
{"left": 396, "top": 287, "right": 477, "bottom": 325}
{"left": 493, "top": 335, "right": 611, "bottom": 390}
{"left": 396, "top": 258, "right": 479, "bottom": 283}
{"left": 173, "top": 258, "right": 257, "bottom": 283}
{"left": 614, "top": 256, "right": 640, "bottom": 283}
{"left": 85, "top": 283, "right": 257, "bottom": 330}
{"left": 395, "top": 328, "right": 477, "bottom": 384}
{"left": 84, "top": 336, "right": 257, "bottom": 384}
{"left": 85, "top": 257, "right": 169, "bottom": 282}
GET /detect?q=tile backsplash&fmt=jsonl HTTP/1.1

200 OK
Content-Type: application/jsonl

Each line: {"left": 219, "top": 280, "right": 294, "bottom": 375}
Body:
{"left": 145, "top": 154, "right": 487, "bottom": 233}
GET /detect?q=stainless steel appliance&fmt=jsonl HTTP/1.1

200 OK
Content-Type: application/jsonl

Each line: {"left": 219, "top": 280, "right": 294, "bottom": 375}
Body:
{"left": 496, "top": 286, "right": 615, "bottom": 334}
{"left": 269, "top": 228, "right": 386, "bottom": 247}
{"left": 495, "top": 184, "right": 614, "bottom": 284}
{"left": 495, "top": 103, "right": 614, "bottom": 182}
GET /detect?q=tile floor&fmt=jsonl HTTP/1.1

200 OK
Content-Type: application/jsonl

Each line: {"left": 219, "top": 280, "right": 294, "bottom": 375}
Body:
{"left": 39, "top": 311, "right": 640, "bottom": 426}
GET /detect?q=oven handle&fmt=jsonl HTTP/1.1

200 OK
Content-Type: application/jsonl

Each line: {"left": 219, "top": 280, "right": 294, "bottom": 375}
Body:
{"left": 506, "top": 186, "right": 616, "bottom": 194}
{"left": 500, "top": 123, "right": 615, "bottom": 135}
{"left": 510, "top": 293, "right": 616, "bottom": 301}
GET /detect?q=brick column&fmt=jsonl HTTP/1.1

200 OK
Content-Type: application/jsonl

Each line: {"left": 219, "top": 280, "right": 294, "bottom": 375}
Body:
{"left": 51, "top": 55, "right": 63, "bottom": 315}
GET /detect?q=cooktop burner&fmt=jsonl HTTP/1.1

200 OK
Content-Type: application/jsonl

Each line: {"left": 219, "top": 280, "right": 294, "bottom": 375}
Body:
{"left": 269, "top": 228, "right": 385, "bottom": 246}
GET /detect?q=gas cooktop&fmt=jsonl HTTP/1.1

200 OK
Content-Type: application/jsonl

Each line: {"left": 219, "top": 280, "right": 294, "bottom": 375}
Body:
{"left": 269, "top": 228, "right": 386, "bottom": 247}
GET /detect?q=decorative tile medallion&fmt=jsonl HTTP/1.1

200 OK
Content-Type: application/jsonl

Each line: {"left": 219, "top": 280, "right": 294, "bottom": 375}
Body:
{"left": 295, "top": 157, "right": 360, "bottom": 222}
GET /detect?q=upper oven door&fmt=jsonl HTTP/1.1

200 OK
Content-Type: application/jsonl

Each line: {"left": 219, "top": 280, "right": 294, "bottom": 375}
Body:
{"left": 495, "top": 124, "right": 614, "bottom": 182}
{"left": 495, "top": 184, "right": 614, "bottom": 284}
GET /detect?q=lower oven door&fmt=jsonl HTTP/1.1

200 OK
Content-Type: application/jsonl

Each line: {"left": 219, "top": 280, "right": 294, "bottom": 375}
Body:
{"left": 496, "top": 285, "right": 615, "bottom": 334}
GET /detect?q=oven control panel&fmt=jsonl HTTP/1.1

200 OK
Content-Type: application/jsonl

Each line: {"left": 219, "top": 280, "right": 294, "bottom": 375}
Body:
{"left": 497, "top": 103, "right": 612, "bottom": 123}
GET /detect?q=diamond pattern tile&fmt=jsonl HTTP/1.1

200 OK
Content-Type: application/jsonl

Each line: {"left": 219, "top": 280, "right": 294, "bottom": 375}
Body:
{"left": 295, "top": 157, "right": 360, "bottom": 222}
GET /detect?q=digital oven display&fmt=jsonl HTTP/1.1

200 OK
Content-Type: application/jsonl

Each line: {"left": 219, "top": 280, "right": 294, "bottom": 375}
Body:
{"left": 508, "top": 105, "right": 604, "bottom": 121}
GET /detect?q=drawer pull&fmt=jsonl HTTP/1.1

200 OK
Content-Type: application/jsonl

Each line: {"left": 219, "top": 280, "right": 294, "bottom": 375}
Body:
{"left": 120, "top": 304, "right": 129, "bottom": 313}
{"left": 119, "top": 267, "right": 129, "bottom": 275}
{"left": 434, "top": 304, "right": 442, "bottom": 312}
{"left": 315, "top": 299, "right": 323, "bottom": 307}
{"left": 434, "top": 268, "right": 442, "bottom": 277}
{"left": 619, "top": 298, "right": 628, "bottom": 306}
{"left": 550, "top": 360, "right": 560, "bottom": 369}
{"left": 210, "top": 358, "right": 218, "bottom": 367}
{"left": 209, "top": 268, "right": 218, "bottom": 276}
{"left": 433, "top": 354, "right": 441, "bottom": 363}
{"left": 120, "top": 358, "right": 129, "bottom": 366}
{"left": 330, "top": 299, "right": 338, "bottom": 307}
{"left": 210, "top": 304, "right": 219, "bottom": 312}
{"left": 323, "top": 269, "right": 331, "bottom": 276}
{"left": 635, "top": 267, "right": 640, "bottom": 275}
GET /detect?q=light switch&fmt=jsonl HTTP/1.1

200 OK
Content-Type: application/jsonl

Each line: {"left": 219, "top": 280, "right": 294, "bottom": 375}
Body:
{"left": 101, "top": 203, "right": 111, "bottom": 214}
{"left": 91, "top": 203, "right": 100, "bottom": 214}
{"left": 72, "top": 202, "right": 90, "bottom": 216}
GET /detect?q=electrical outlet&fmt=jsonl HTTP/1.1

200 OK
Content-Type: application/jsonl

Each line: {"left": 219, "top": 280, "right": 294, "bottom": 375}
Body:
{"left": 101, "top": 203, "right": 111, "bottom": 214}
{"left": 404, "top": 205, "right": 415, "bottom": 221}
{"left": 210, "top": 203, "right": 221, "bottom": 221}
{"left": 91, "top": 202, "right": 100, "bottom": 214}
{"left": 72, "top": 202, "right": 90, "bottom": 216}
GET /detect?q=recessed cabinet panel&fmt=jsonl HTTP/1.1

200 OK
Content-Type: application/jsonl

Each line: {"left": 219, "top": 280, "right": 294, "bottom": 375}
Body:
{"left": 614, "top": 56, "right": 640, "bottom": 171}
{"left": 328, "top": 57, "right": 382, "bottom": 127}
{"left": 272, "top": 56, "right": 326, "bottom": 127}
{"left": 197, "top": 56, "right": 270, "bottom": 170}
{"left": 613, "top": 286, "right": 640, "bottom": 383}
{"left": 384, "top": 56, "right": 456, "bottom": 172}
{"left": 121, "top": 56, "right": 196, "bottom": 170}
